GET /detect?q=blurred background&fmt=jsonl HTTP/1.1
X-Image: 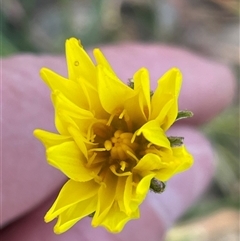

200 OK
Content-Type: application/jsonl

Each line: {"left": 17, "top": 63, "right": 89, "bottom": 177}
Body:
{"left": 1, "top": 0, "right": 239, "bottom": 240}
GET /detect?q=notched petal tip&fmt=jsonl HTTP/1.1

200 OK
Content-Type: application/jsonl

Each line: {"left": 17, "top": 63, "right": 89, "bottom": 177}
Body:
{"left": 53, "top": 225, "right": 62, "bottom": 235}
{"left": 93, "top": 48, "right": 115, "bottom": 74}
{"left": 39, "top": 67, "right": 52, "bottom": 84}
{"left": 167, "top": 67, "right": 182, "bottom": 78}
{"left": 44, "top": 212, "right": 54, "bottom": 223}
{"left": 66, "top": 37, "right": 83, "bottom": 48}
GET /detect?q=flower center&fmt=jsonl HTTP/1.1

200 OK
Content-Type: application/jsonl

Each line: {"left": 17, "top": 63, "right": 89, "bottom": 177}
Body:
{"left": 102, "top": 130, "right": 140, "bottom": 176}
{"left": 88, "top": 115, "right": 143, "bottom": 178}
{"left": 87, "top": 113, "right": 168, "bottom": 182}
{"left": 104, "top": 130, "right": 139, "bottom": 161}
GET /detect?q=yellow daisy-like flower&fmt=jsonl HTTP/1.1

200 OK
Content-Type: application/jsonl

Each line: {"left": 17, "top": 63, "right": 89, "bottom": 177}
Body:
{"left": 34, "top": 38, "right": 193, "bottom": 234}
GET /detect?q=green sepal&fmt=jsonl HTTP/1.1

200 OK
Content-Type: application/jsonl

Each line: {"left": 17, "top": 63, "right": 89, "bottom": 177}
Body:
{"left": 168, "top": 136, "right": 184, "bottom": 147}
{"left": 127, "top": 78, "right": 134, "bottom": 89}
{"left": 176, "top": 110, "right": 193, "bottom": 121}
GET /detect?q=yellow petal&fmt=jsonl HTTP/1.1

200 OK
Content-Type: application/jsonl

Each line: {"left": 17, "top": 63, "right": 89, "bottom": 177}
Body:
{"left": 45, "top": 180, "right": 98, "bottom": 222}
{"left": 124, "top": 68, "right": 151, "bottom": 128}
{"left": 97, "top": 65, "right": 134, "bottom": 114}
{"left": 161, "top": 99, "right": 178, "bottom": 131}
{"left": 133, "top": 153, "right": 162, "bottom": 175}
{"left": 115, "top": 176, "right": 128, "bottom": 212}
{"left": 65, "top": 38, "right": 97, "bottom": 86}
{"left": 151, "top": 68, "right": 182, "bottom": 130}
{"left": 54, "top": 195, "right": 98, "bottom": 234}
{"left": 93, "top": 48, "right": 115, "bottom": 74}
{"left": 155, "top": 145, "right": 193, "bottom": 181}
{"left": 40, "top": 68, "right": 90, "bottom": 109}
{"left": 95, "top": 201, "right": 139, "bottom": 233}
{"left": 41, "top": 67, "right": 106, "bottom": 119}
{"left": 33, "top": 129, "right": 72, "bottom": 149}
{"left": 92, "top": 170, "right": 118, "bottom": 226}
{"left": 52, "top": 90, "right": 94, "bottom": 119}
{"left": 153, "top": 98, "right": 174, "bottom": 126}
{"left": 133, "top": 68, "right": 151, "bottom": 119}
{"left": 124, "top": 93, "right": 146, "bottom": 129}
{"left": 123, "top": 175, "right": 133, "bottom": 214}
{"left": 54, "top": 110, "right": 77, "bottom": 135}
{"left": 136, "top": 173, "right": 155, "bottom": 197}
{"left": 130, "top": 174, "right": 155, "bottom": 212}
{"left": 67, "top": 126, "right": 88, "bottom": 158}
{"left": 46, "top": 141, "right": 93, "bottom": 181}
{"left": 124, "top": 174, "right": 155, "bottom": 214}
{"left": 136, "top": 120, "right": 171, "bottom": 149}
{"left": 171, "top": 145, "right": 194, "bottom": 173}
{"left": 51, "top": 91, "right": 96, "bottom": 136}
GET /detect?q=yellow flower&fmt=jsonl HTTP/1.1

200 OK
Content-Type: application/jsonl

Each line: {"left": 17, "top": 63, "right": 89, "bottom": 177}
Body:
{"left": 34, "top": 38, "right": 193, "bottom": 234}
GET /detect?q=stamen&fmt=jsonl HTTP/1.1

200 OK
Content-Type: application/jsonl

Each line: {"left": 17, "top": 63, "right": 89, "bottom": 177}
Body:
{"left": 104, "top": 140, "right": 112, "bottom": 151}
{"left": 126, "top": 150, "right": 139, "bottom": 163}
{"left": 91, "top": 134, "right": 96, "bottom": 142}
{"left": 86, "top": 152, "right": 97, "bottom": 167}
{"left": 93, "top": 174, "right": 105, "bottom": 186}
{"left": 93, "top": 124, "right": 108, "bottom": 138}
{"left": 87, "top": 125, "right": 94, "bottom": 142}
{"left": 119, "top": 109, "right": 126, "bottom": 119}
{"left": 120, "top": 132, "right": 133, "bottom": 139}
{"left": 122, "top": 139, "right": 139, "bottom": 150}
{"left": 88, "top": 120, "right": 108, "bottom": 141}
{"left": 107, "top": 114, "right": 115, "bottom": 126}
{"left": 147, "top": 142, "right": 153, "bottom": 148}
{"left": 124, "top": 113, "right": 132, "bottom": 132}
{"left": 88, "top": 148, "right": 106, "bottom": 152}
{"left": 92, "top": 156, "right": 107, "bottom": 164}
{"left": 131, "top": 131, "right": 138, "bottom": 143}
{"left": 111, "top": 136, "right": 118, "bottom": 143}
{"left": 120, "top": 161, "right": 126, "bottom": 171}
{"left": 145, "top": 148, "right": 160, "bottom": 156}
{"left": 110, "top": 165, "right": 132, "bottom": 176}
{"left": 114, "top": 130, "right": 123, "bottom": 138}
{"left": 121, "top": 143, "right": 134, "bottom": 155}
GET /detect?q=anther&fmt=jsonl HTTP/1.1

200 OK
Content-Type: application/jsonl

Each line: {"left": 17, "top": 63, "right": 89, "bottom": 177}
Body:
{"left": 111, "top": 137, "right": 118, "bottom": 143}
{"left": 120, "top": 132, "right": 133, "bottom": 139}
{"left": 104, "top": 140, "right": 112, "bottom": 151}
{"left": 114, "top": 130, "right": 123, "bottom": 138}
{"left": 120, "top": 161, "right": 127, "bottom": 171}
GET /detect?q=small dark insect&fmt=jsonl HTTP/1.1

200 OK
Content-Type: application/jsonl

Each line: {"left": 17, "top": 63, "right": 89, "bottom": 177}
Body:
{"left": 150, "top": 178, "right": 166, "bottom": 193}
